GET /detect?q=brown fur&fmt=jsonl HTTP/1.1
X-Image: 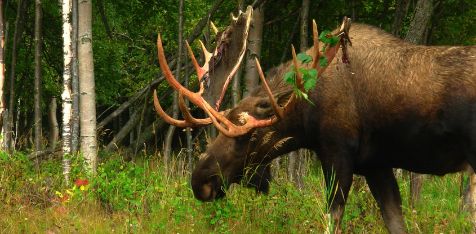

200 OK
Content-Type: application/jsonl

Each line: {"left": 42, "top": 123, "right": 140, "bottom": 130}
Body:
{"left": 192, "top": 23, "right": 476, "bottom": 233}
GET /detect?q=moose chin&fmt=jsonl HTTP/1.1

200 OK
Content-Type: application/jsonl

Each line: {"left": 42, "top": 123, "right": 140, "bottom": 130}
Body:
{"left": 153, "top": 7, "right": 476, "bottom": 234}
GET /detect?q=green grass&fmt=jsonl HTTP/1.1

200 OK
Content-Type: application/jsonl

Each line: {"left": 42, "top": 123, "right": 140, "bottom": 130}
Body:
{"left": 0, "top": 152, "right": 473, "bottom": 233}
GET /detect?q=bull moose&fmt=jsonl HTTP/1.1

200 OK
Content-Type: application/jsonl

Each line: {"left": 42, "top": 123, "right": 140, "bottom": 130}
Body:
{"left": 153, "top": 8, "right": 476, "bottom": 234}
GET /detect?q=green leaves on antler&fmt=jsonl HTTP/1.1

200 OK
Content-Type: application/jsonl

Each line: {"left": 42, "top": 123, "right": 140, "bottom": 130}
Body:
{"left": 283, "top": 30, "right": 340, "bottom": 104}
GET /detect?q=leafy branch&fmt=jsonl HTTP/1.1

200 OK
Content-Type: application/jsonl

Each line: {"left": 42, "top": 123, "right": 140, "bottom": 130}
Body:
{"left": 283, "top": 30, "right": 340, "bottom": 104}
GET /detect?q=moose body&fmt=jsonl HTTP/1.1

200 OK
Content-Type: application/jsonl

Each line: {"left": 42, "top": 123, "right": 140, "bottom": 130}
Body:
{"left": 190, "top": 23, "right": 476, "bottom": 233}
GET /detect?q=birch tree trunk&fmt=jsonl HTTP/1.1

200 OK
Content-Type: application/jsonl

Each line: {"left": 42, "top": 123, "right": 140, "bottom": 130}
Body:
{"left": 34, "top": 0, "right": 43, "bottom": 168}
{"left": 78, "top": 0, "right": 97, "bottom": 173}
{"left": 0, "top": 0, "right": 6, "bottom": 150}
{"left": 404, "top": 0, "right": 434, "bottom": 208}
{"left": 164, "top": 0, "right": 184, "bottom": 166}
{"left": 243, "top": 5, "right": 264, "bottom": 97}
{"left": 71, "top": 0, "right": 80, "bottom": 153}
{"left": 61, "top": 0, "right": 73, "bottom": 183}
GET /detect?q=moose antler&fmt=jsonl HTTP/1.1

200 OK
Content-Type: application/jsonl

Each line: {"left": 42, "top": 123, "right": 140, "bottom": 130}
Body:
{"left": 154, "top": 16, "right": 351, "bottom": 137}
{"left": 154, "top": 33, "right": 279, "bottom": 137}
{"left": 215, "top": 6, "right": 253, "bottom": 110}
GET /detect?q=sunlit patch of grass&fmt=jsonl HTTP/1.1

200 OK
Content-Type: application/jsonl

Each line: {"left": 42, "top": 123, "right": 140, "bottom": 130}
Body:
{"left": 0, "top": 151, "right": 473, "bottom": 233}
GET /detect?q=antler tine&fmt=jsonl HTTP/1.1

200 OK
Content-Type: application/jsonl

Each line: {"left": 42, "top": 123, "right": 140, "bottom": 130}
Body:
{"left": 153, "top": 90, "right": 193, "bottom": 128}
{"left": 311, "top": 20, "right": 320, "bottom": 69}
{"left": 185, "top": 41, "right": 206, "bottom": 83}
{"left": 157, "top": 33, "right": 210, "bottom": 104}
{"left": 316, "top": 18, "right": 350, "bottom": 77}
{"left": 157, "top": 34, "right": 195, "bottom": 97}
{"left": 202, "top": 102, "right": 278, "bottom": 138}
{"left": 210, "top": 21, "right": 219, "bottom": 35}
{"left": 255, "top": 57, "right": 284, "bottom": 119}
{"left": 157, "top": 33, "right": 213, "bottom": 123}
{"left": 178, "top": 92, "right": 212, "bottom": 126}
{"left": 198, "top": 40, "right": 213, "bottom": 64}
{"left": 291, "top": 45, "right": 305, "bottom": 91}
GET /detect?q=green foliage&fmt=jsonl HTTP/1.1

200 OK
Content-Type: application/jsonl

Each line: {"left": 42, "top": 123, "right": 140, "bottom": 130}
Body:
{"left": 296, "top": 53, "right": 312, "bottom": 63}
{"left": 319, "top": 30, "right": 340, "bottom": 47}
{"left": 93, "top": 155, "right": 147, "bottom": 211}
{"left": 319, "top": 56, "right": 328, "bottom": 67}
{"left": 0, "top": 152, "right": 473, "bottom": 233}
{"left": 283, "top": 29, "right": 340, "bottom": 104}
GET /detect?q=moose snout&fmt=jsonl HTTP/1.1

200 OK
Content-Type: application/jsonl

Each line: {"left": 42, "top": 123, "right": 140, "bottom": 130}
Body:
{"left": 191, "top": 175, "right": 226, "bottom": 201}
{"left": 195, "top": 182, "right": 216, "bottom": 201}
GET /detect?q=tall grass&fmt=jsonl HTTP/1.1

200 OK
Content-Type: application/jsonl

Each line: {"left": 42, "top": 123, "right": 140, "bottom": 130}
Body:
{"left": 0, "top": 151, "right": 472, "bottom": 233}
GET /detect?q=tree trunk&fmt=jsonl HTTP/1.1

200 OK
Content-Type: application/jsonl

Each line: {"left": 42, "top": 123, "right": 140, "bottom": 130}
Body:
{"left": 280, "top": 15, "right": 300, "bottom": 64}
{"left": 392, "top": 0, "right": 411, "bottom": 37}
{"left": 232, "top": 2, "right": 243, "bottom": 106}
{"left": 232, "top": 1, "right": 243, "bottom": 107}
{"left": 232, "top": 66, "right": 242, "bottom": 107}
{"left": 78, "top": 0, "right": 97, "bottom": 173}
{"left": 48, "top": 97, "right": 58, "bottom": 152}
{"left": 405, "top": 0, "right": 434, "bottom": 44}
{"left": 6, "top": 0, "right": 28, "bottom": 152}
{"left": 34, "top": 0, "right": 43, "bottom": 168}
{"left": 287, "top": 0, "right": 310, "bottom": 190}
{"left": 184, "top": 57, "right": 193, "bottom": 171}
{"left": 129, "top": 107, "right": 135, "bottom": 145}
{"left": 299, "top": 0, "right": 310, "bottom": 51}
{"left": 243, "top": 5, "right": 264, "bottom": 97}
{"left": 106, "top": 106, "right": 140, "bottom": 151}
{"left": 96, "top": 0, "right": 112, "bottom": 39}
{"left": 71, "top": 0, "right": 79, "bottom": 154}
{"left": 404, "top": 0, "right": 434, "bottom": 208}
{"left": 0, "top": 0, "right": 6, "bottom": 150}
{"left": 164, "top": 0, "right": 184, "bottom": 166}
{"left": 61, "top": 0, "right": 73, "bottom": 183}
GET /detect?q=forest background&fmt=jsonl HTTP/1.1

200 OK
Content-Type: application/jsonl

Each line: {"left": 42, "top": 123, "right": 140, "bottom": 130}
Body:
{"left": 0, "top": 0, "right": 475, "bottom": 233}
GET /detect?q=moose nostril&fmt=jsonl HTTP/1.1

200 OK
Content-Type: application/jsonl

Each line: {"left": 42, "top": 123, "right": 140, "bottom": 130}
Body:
{"left": 200, "top": 182, "right": 216, "bottom": 201}
{"left": 201, "top": 183, "right": 211, "bottom": 199}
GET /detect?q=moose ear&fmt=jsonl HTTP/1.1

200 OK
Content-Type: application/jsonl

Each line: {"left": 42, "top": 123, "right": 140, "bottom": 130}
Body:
{"left": 275, "top": 90, "right": 293, "bottom": 107}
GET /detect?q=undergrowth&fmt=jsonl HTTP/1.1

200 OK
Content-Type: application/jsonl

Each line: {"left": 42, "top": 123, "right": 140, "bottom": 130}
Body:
{"left": 0, "top": 151, "right": 472, "bottom": 233}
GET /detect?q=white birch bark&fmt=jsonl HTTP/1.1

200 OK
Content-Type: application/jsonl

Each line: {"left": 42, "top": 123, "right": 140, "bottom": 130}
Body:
{"left": 61, "top": 0, "right": 73, "bottom": 183}
{"left": 78, "top": 0, "right": 97, "bottom": 173}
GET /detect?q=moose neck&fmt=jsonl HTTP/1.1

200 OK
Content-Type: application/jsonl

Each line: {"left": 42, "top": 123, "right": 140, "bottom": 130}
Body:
{"left": 246, "top": 101, "right": 309, "bottom": 164}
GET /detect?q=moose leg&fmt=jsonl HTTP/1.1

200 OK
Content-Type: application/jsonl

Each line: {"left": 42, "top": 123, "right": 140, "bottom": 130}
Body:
{"left": 365, "top": 169, "right": 406, "bottom": 234}
{"left": 321, "top": 158, "right": 353, "bottom": 233}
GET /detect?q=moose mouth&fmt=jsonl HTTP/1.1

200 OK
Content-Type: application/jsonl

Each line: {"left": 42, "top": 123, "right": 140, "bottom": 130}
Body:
{"left": 192, "top": 175, "right": 226, "bottom": 201}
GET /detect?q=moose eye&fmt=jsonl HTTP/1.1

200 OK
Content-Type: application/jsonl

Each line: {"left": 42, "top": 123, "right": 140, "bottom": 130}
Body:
{"left": 256, "top": 101, "right": 270, "bottom": 109}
